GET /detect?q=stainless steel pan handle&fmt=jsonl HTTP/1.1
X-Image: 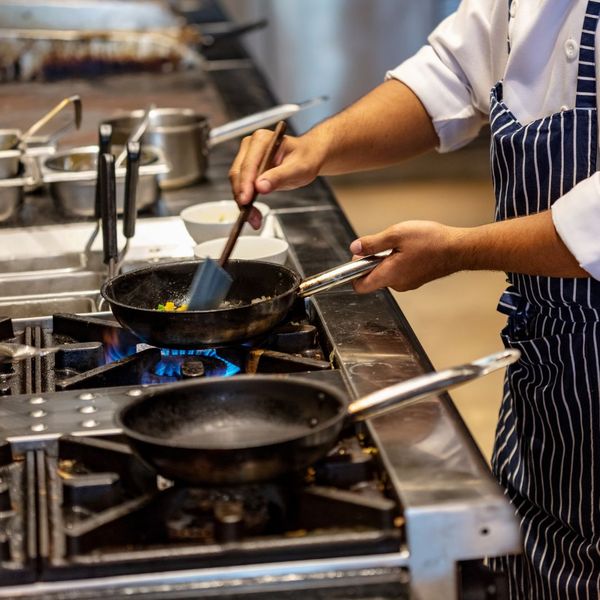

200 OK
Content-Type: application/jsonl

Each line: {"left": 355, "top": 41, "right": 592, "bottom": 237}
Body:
{"left": 347, "top": 349, "right": 520, "bottom": 421}
{"left": 20, "top": 95, "right": 82, "bottom": 145}
{"left": 207, "top": 96, "right": 328, "bottom": 148}
{"left": 0, "top": 342, "right": 60, "bottom": 363}
{"left": 298, "top": 252, "right": 388, "bottom": 298}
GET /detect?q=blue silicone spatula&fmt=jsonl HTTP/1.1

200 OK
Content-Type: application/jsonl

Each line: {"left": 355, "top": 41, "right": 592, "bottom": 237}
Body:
{"left": 187, "top": 121, "right": 287, "bottom": 311}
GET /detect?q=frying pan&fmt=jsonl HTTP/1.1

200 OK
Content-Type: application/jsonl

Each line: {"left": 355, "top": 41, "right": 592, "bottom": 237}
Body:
{"left": 115, "top": 349, "right": 519, "bottom": 485}
{"left": 101, "top": 255, "right": 385, "bottom": 348}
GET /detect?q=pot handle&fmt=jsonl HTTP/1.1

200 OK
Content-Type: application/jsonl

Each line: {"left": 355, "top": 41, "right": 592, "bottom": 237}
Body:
{"left": 207, "top": 96, "right": 328, "bottom": 148}
{"left": 347, "top": 349, "right": 520, "bottom": 421}
{"left": 298, "top": 252, "right": 388, "bottom": 298}
{"left": 99, "top": 153, "right": 118, "bottom": 279}
{"left": 20, "top": 95, "right": 82, "bottom": 145}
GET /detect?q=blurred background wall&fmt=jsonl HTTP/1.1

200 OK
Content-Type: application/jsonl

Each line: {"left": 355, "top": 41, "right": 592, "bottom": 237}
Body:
{"left": 221, "top": 0, "right": 460, "bottom": 132}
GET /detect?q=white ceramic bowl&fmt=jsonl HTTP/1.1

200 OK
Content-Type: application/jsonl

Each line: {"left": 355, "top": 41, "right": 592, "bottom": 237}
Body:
{"left": 193, "top": 236, "right": 289, "bottom": 265}
{"left": 180, "top": 200, "right": 270, "bottom": 243}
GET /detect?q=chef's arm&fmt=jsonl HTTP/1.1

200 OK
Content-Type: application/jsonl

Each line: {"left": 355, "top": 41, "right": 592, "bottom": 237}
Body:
{"left": 350, "top": 210, "right": 588, "bottom": 295}
{"left": 230, "top": 80, "right": 438, "bottom": 209}
{"left": 302, "top": 79, "right": 439, "bottom": 176}
{"left": 451, "top": 211, "right": 587, "bottom": 277}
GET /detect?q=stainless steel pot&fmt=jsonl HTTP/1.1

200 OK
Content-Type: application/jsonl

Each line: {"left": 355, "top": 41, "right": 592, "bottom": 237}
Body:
{"left": 103, "top": 98, "right": 326, "bottom": 189}
{"left": 0, "top": 130, "right": 22, "bottom": 179}
{"left": 0, "top": 175, "right": 32, "bottom": 222}
{"left": 42, "top": 145, "right": 168, "bottom": 217}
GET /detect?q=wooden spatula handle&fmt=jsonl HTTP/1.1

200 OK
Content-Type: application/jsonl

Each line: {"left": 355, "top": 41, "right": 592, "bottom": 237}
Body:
{"left": 219, "top": 120, "right": 287, "bottom": 267}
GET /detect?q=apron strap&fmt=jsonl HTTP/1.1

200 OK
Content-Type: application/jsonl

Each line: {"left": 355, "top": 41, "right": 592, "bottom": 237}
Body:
{"left": 576, "top": 0, "right": 600, "bottom": 108}
{"left": 497, "top": 285, "right": 523, "bottom": 316}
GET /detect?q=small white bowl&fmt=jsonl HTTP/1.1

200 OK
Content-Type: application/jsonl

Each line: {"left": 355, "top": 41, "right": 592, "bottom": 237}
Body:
{"left": 193, "top": 236, "right": 289, "bottom": 265}
{"left": 180, "top": 200, "right": 270, "bottom": 243}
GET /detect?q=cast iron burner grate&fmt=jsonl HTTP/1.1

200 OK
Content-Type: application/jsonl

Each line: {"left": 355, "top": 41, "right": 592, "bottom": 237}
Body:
{"left": 35, "top": 435, "right": 402, "bottom": 580}
{"left": 0, "top": 310, "right": 334, "bottom": 396}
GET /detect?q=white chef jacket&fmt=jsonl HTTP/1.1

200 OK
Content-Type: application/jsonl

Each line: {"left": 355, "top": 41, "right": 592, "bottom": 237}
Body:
{"left": 387, "top": 0, "right": 600, "bottom": 280}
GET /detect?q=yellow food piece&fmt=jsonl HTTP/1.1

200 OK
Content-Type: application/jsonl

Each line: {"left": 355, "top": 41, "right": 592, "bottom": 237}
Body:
{"left": 156, "top": 301, "right": 188, "bottom": 312}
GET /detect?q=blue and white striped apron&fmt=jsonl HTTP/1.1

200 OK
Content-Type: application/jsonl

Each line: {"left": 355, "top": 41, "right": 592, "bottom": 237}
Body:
{"left": 490, "top": 2, "right": 600, "bottom": 597}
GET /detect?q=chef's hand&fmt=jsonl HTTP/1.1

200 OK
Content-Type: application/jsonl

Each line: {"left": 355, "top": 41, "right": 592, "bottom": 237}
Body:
{"left": 229, "top": 129, "right": 325, "bottom": 229}
{"left": 349, "top": 221, "right": 461, "bottom": 293}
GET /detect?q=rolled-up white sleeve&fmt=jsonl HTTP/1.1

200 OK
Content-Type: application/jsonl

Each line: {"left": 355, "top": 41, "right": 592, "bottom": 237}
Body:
{"left": 386, "top": 47, "right": 485, "bottom": 153}
{"left": 552, "top": 175, "right": 600, "bottom": 280}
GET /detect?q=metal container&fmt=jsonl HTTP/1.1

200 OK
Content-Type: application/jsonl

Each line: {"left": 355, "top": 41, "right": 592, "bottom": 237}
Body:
{"left": 0, "top": 94, "right": 80, "bottom": 179}
{"left": 0, "top": 129, "right": 22, "bottom": 179}
{"left": 106, "top": 108, "right": 208, "bottom": 189}
{"left": 42, "top": 145, "right": 168, "bottom": 217}
{"left": 0, "top": 175, "right": 29, "bottom": 222}
{"left": 104, "top": 99, "right": 326, "bottom": 189}
{"left": 0, "top": 129, "right": 20, "bottom": 150}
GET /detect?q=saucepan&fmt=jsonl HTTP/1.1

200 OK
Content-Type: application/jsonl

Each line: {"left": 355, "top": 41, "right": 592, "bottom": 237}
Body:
{"left": 116, "top": 348, "right": 519, "bottom": 485}
{"left": 101, "top": 255, "right": 386, "bottom": 348}
{"left": 103, "top": 97, "right": 326, "bottom": 189}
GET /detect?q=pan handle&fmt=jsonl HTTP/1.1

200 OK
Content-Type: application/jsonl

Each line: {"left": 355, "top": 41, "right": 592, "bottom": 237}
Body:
{"left": 298, "top": 252, "right": 389, "bottom": 298}
{"left": 347, "top": 349, "right": 520, "bottom": 421}
{"left": 20, "top": 94, "right": 82, "bottom": 145}
{"left": 207, "top": 96, "right": 328, "bottom": 148}
{"left": 0, "top": 342, "right": 60, "bottom": 363}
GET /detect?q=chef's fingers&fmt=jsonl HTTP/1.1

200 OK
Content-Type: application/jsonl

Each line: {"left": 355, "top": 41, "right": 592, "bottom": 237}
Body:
{"left": 349, "top": 228, "right": 400, "bottom": 256}
{"left": 351, "top": 255, "right": 398, "bottom": 294}
{"left": 349, "top": 228, "right": 403, "bottom": 293}
{"left": 229, "top": 135, "right": 250, "bottom": 204}
{"left": 247, "top": 206, "right": 263, "bottom": 230}
{"left": 237, "top": 129, "right": 288, "bottom": 205}
{"left": 255, "top": 149, "right": 322, "bottom": 193}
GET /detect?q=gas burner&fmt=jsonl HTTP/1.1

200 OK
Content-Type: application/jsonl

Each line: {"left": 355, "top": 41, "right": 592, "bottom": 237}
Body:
{"left": 164, "top": 485, "right": 281, "bottom": 543}
{"left": 159, "top": 352, "right": 231, "bottom": 379}
{"left": 0, "top": 312, "right": 332, "bottom": 394}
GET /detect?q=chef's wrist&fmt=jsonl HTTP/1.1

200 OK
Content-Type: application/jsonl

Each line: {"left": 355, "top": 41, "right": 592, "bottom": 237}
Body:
{"left": 438, "top": 225, "right": 474, "bottom": 273}
{"left": 300, "top": 125, "right": 335, "bottom": 176}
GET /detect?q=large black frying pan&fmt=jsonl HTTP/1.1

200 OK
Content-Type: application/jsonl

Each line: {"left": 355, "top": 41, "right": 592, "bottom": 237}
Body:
{"left": 101, "top": 255, "right": 385, "bottom": 348}
{"left": 115, "top": 349, "right": 519, "bottom": 485}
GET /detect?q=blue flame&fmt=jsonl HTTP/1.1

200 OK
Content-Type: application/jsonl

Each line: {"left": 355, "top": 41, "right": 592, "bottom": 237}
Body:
{"left": 105, "top": 341, "right": 240, "bottom": 380}
{"left": 156, "top": 348, "right": 240, "bottom": 378}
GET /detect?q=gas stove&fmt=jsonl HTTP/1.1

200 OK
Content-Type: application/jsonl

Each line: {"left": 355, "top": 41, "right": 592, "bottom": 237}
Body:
{"left": 0, "top": 299, "right": 340, "bottom": 439}
{"left": 1, "top": 300, "right": 331, "bottom": 387}
{"left": 0, "top": 302, "right": 520, "bottom": 600}
{"left": 0, "top": 306, "right": 411, "bottom": 599}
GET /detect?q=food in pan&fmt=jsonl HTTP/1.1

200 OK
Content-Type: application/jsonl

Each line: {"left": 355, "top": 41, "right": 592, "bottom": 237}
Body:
{"left": 156, "top": 295, "right": 271, "bottom": 312}
{"left": 156, "top": 301, "right": 188, "bottom": 312}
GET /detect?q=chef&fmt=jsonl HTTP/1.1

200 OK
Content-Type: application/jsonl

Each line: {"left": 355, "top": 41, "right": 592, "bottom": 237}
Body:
{"left": 229, "top": 1, "right": 600, "bottom": 597}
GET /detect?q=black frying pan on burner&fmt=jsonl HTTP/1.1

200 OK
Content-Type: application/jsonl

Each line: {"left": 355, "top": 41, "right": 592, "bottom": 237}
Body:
{"left": 100, "top": 255, "right": 385, "bottom": 349}
{"left": 115, "top": 349, "right": 519, "bottom": 485}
